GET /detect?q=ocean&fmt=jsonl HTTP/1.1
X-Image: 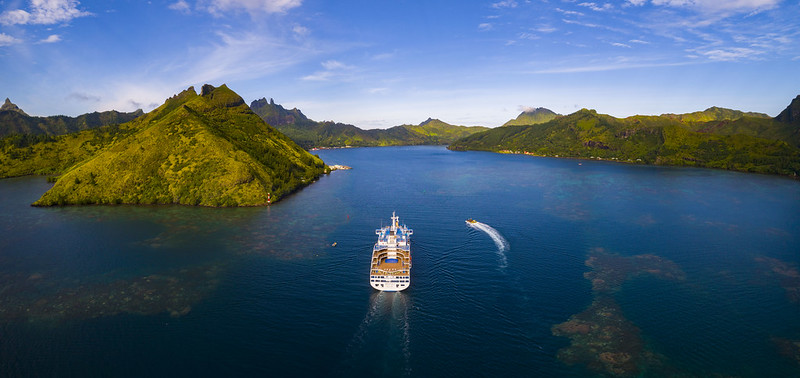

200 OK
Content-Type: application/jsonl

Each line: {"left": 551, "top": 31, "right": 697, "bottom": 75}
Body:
{"left": 1, "top": 145, "right": 799, "bottom": 376}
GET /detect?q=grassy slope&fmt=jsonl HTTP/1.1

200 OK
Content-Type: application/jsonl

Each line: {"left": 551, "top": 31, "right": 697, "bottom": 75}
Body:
{"left": 450, "top": 109, "right": 800, "bottom": 176}
{"left": 28, "top": 85, "right": 326, "bottom": 206}
{"left": 502, "top": 108, "right": 559, "bottom": 126}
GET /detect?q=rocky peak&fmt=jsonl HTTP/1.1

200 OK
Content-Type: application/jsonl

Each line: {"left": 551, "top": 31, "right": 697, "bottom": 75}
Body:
{"left": 775, "top": 95, "right": 800, "bottom": 124}
{"left": 1, "top": 98, "right": 28, "bottom": 116}
{"left": 420, "top": 117, "right": 436, "bottom": 126}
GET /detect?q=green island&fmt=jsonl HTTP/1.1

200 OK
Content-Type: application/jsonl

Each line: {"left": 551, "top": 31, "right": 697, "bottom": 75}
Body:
{"left": 250, "top": 98, "right": 488, "bottom": 149}
{"left": 1, "top": 84, "right": 327, "bottom": 206}
{"left": 449, "top": 96, "right": 800, "bottom": 177}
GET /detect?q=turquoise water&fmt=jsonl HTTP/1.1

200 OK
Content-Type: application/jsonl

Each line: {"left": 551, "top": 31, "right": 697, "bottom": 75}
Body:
{"left": 1, "top": 146, "right": 799, "bottom": 376}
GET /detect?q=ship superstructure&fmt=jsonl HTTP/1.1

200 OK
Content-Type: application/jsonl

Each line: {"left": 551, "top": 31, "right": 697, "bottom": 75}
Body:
{"left": 370, "top": 212, "right": 412, "bottom": 291}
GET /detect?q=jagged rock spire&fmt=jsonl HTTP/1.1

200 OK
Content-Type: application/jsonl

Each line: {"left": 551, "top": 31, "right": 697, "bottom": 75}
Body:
{"left": 1, "top": 98, "right": 28, "bottom": 116}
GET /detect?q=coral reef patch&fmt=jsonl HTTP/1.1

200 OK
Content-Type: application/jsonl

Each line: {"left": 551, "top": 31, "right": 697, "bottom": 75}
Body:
{"left": 0, "top": 264, "right": 222, "bottom": 322}
{"left": 552, "top": 248, "right": 686, "bottom": 376}
{"left": 754, "top": 256, "right": 800, "bottom": 303}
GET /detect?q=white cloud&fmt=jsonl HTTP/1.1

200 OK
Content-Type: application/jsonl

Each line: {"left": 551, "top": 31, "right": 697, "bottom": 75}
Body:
{"left": 39, "top": 34, "right": 61, "bottom": 43}
{"left": 612, "top": 42, "right": 631, "bottom": 48}
{"left": 491, "top": 1, "right": 518, "bottom": 9}
{"left": 555, "top": 8, "right": 584, "bottom": 16}
{"left": 201, "top": 0, "right": 302, "bottom": 16}
{"left": 292, "top": 25, "right": 309, "bottom": 37}
{"left": 628, "top": 0, "right": 781, "bottom": 13}
{"left": 169, "top": 0, "right": 191, "bottom": 13}
{"left": 303, "top": 60, "right": 355, "bottom": 81}
{"left": 578, "top": 2, "right": 613, "bottom": 11}
{"left": 321, "top": 60, "right": 350, "bottom": 70}
{"left": 697, "top": 47, "right": 764, "bottom": 61}
{"left": 478, "top": 23, "right": 493, "bottom": 31}
{"left": 0, "top": 0, "right": 92, "bottom": 26}
{"left": 629, "top": 39, "right": 650, "bottom": 44}
{"left": 0, "top": 33, "right": 22, "bottom": 46}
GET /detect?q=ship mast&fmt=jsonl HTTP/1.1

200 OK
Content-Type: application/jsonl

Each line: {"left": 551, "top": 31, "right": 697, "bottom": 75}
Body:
{"left": 391, "top": 211, "right": 398, "bottom": 232}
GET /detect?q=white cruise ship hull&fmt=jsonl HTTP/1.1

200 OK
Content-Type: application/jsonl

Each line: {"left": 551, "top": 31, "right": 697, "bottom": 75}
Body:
{"left": 370, "top": 212, "right": 412, "bottom": 292}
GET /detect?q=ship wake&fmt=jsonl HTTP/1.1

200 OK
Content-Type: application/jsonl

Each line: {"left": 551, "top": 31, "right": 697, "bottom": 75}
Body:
{"left": 340, "top": 291, "right": 412, "bottom": 376}
{"left": 467, "top": 221, "right": 509, "bottom": 268}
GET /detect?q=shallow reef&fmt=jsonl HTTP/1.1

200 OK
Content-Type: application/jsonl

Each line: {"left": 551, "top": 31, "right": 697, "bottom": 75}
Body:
{"left": 0, "top": 264, "right": 222, "bottom": 322}
{"left": 584, "top": 248, "right": 686, "bottom": 293}
{"left": 552, "top": 248, "right": 686, "bottom": 376}
{"left": 773, "top": 337, "right": 800, "bottom": 366}
{"left": 754, "top": 256, "right": 800, "bottom": 303}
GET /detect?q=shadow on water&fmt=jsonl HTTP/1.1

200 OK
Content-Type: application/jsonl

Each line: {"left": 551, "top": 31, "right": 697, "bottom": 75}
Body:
{"left": 339, "top": 291, "right": 411, "bottom": 377}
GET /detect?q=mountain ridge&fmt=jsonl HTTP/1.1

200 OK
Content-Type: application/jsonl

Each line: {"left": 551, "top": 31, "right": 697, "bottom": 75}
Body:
{"left": 250, "top": 98, "right": 488, "bottom": 148}
{"left": 449, "top": 96, "right": 800, "bottom": 177}
{"left": 0, "top": 98, "right": 144, "bottom": 137}
{"left": 23, "top": 84, "right": 326, "bottom": 207}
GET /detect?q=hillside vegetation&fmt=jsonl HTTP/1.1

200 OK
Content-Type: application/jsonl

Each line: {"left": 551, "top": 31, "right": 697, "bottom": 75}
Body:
{"left": 1, "top": 84, "right": 326, "bottom": 206}
{"left": 0, "top": 98, "right": 143, "bottom": 137}
{"left": 502, "top": 107, "right": 560, "bottom": 126}
{"left": 250, "top": 98, "right": 488, "bottom": 148}
{"left": 450, "top": 98, "right": 800, "bottom": 177}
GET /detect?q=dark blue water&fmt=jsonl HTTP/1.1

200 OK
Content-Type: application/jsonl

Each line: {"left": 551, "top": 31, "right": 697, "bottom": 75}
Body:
{"left": 1, "top": 146, "right": 799, "bottom": 376}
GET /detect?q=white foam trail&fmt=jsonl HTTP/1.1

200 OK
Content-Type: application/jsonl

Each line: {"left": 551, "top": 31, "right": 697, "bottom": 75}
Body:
{"left": 346, "top": 291, "right": 385, "bottom": 353}
{"left": 467, "top": 221, "right": 509, "bottom": 268}
{"left": 391, "top": 293, "right": 412, "bottom": 377}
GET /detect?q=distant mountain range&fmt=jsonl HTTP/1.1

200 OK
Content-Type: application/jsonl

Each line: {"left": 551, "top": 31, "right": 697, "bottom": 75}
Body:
{"left": 0, "top": 98, "right": 143, "bottom": 137}
{"left": 250, "top": 98, "right": 488, "bottom": 149}
{"left": 1, "top": 85, "right": 327, "bottom": 206}
{"left": 450, "top": 96, "right": 800, "bottom": 177}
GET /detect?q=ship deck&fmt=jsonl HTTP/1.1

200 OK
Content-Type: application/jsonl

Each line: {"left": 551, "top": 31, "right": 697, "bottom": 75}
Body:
{"left": 370, "top": 249, "right": 410, "bottom": 276}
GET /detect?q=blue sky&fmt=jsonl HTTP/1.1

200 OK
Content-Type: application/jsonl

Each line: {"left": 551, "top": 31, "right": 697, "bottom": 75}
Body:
{"left": 1, "top": 0, "right": 798, "bottom": 128}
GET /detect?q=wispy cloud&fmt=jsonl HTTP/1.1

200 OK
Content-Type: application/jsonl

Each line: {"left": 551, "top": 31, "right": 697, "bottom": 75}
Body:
{"left": 292, "top": 25, "right": 310, "bottom": 37}
{"left": 578, "top": 2, "right": 613, "bottom": 12}
{"left": 491, "top": 1, "right": 518, "bottom": 9}
{"left": 478, "top": 23, "right": 493, "bottom": 31}
{"left": 695, "top": 47, "right": 764, "bottom": 61}
{"left": 39, "top": 34, "right": 62, "bottom": 43}
{"left": 169, "top": 0, "right": 192, "bottom": 14}
{"left": 200, "top": 0, "right": 302, "bottom": 16}
{"left": 627, "top": 0, "right": 781, "bottom": 13}
{"left": 302, "top": 60, "right": 355, "bottom": 81}
{"left": 0, "top": 33, "right": 22, "bottom": 46}
{"left": 531, "top": 58, "right": 696, "bottom": 74}
{"left": 0, "top": 0, "right": 92, "bottom": 26}
{"left": 555, "top": 8, "right": 584, "bottom": 16}
{"left": 612, "top": 42, "right": 631, "bottom": 48}
{"left": 67, "top": 92, "right": 101, "bottom": 102}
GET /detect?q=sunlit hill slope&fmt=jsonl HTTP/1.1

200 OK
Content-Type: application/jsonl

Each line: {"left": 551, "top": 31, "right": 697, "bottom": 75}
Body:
{"left": 450, "top": 96, "right": 800, "bottom": 177}
{"left": 29, "top": 84, "right": 326, "bottom": 206}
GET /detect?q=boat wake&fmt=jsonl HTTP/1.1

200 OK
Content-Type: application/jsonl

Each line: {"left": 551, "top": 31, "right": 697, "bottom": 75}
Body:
{"left": 467, "top": 221, "right": 509, "bottom": 268}
{"left": 341, "top": 291, "right": 411, "bottom": 376}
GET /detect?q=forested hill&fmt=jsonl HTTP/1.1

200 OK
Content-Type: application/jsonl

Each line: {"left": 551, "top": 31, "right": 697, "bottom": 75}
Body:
{"left": 502, "top": 107, "right": 560, "bottom": 126}
{"left": 1, "top": 84, "right": 327, "bottom": 206}
{"left": 449, "top": 98, "right": 800, "bottom": 177}
{"left": 0, "top": 98, "right": 143, "bottom": 137}
{"left": 250, "top": 98, "right": 488, "bottom": 148}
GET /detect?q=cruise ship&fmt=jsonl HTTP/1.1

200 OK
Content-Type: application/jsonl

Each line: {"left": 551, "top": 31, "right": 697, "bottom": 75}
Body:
{"left": 370, "top": 212, "right": 413, "bottom": 291}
